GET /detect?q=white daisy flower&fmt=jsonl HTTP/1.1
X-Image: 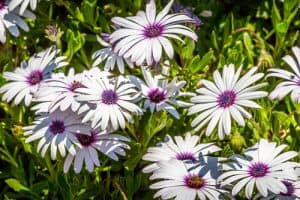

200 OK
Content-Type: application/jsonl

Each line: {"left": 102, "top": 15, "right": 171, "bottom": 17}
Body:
{"left": 110, "top": 0, "right": 198, "bottom": 66}
{"left": 0, "top": 47, "right": 68, "bottom": 106}
{"left": 63, "top": 129, "right": 130, "bottom": 173}
{"left": 9, "top": 0, "right": 39, "bottom": 14}
{"left": 32, "top": 69, "right": 86, "bottom": 113}
{"left": 268, "top": 47, "right": 300, "bottom": 103}
{"left": 129, "top": 67, "right": 191, "bottom": 119}
{"left": 92, "top": 33, "right": 133, "bottom": 74}
{"left": 23, "top": 108, "right": 91, "bottom": 160}
{"left": 149, "top": 159, "right": 222, "bottom": 200}
{"left": 218, "top": 139, "right": 298, "bottom": 199}
{"left": 32, "top": 68, "right": 111, "bottom": 113}
{"left": 0, "top": 0, "right": 35, "bottom": 43}
{"left": 256, "top": 180, "right": 300, "bottom": 200}
{"left": 142, "top": 132, "right": 221, "bottom": 174}
{"left": 76, "top": 75, "right": 142, "bottom": 130}
{"left": 188, "top": 64, "right": 268, "bottom": 139}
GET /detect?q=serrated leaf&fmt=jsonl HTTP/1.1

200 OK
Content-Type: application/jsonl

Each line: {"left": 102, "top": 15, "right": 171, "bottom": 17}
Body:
{"left": 65, "top": 30, "right": 86, "bottom": 59}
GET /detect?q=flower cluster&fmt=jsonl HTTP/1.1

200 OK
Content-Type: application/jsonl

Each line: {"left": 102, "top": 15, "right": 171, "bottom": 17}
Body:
{"left": 0, "top": 46, "right": 133, "bottom": 173}
{"left": 1, "top": 0, "right": 300, "bottom": 198}
{"left": 143, "top": 135, "right": 300, "bottom": 199}
{"left": 0, "top": 0, "right": 37, "bottom": 43}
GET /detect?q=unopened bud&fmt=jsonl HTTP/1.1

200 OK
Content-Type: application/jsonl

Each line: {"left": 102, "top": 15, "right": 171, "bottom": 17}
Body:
{"left": 45, "top": 24, "right": 64, "bottom": 43}
{"left": 231, "top": 132, "right": 246, "bottom": 151}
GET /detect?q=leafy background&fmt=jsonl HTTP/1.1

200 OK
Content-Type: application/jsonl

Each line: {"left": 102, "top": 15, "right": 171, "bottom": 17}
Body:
{"left": 0, "top": 0, "right": 299, "bottom": 199}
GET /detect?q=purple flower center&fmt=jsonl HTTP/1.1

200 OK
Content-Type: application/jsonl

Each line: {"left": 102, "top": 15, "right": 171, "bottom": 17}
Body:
{"left": 147, "top": 88, "right": 167, "bottom": 103}
{"left": 144, "top": 24, "right": 164, "bottom": 38}
{"left": 26, "top": 70, "right": 43, "bottom": 85}
{"left": 176, "top": 152, "right": 196, "bottom": 161}
{"left": 76, "top": 132, "right": 96, "bottom": 147}
{"left": 101, "top": 89, "right": 118, "bottom": 105}
{"left": 280, "top": 181, "right": 295, "bottom": 196}
{"left": 69, "top": 81, "right": 85, "bottom": 92}
{"left": 184, "top": 174, "right": 205, "bottom": 189}
{"left": 248, "top": 162, "right": 269, "bottom": 178}
{"left": 0, "top": 0, "right": 7, "bottom": 10}
{"left": 217, "top": 90, "right": 236, "bottom": 108}
{"left": 49, "top": 120, "right": 65, "bottom": 135}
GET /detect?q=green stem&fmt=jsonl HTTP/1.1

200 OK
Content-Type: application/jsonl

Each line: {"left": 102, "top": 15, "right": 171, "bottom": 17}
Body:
{"left": 143, "top": 113, "right": 153, "bottom": 149}
{"left": 79, "top": 48, "right": 90, "bottom": 69}
{"left": 49, "top": 1, "right": 53, "bottom": 20}
{"left": 45, "top": 154, "right": 56, "bottom": 182}
{"left": 18, "top": 106, "right": 24, "bottom": 124}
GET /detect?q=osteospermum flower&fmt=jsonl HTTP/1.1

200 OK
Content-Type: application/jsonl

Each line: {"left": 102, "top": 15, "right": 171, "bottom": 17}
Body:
{"left": 76, "top": 75, "right": 142, "bottom": 130}
{"left": 142, "top": 132, "right": 221, "bottom": 173}
{"left": 129, "top": 67, "right": 191, "bottom": 119}
{"left": 9, "top": 0, "right": 39, "bottom": 14}
{"left": 0, "top": 47, "right": 68, "bottom": 106}
{"left": 256, "top": 179, "right": 300, "bottom": 200}
{"left": 0, "top": 0, "right": 35, "bottom": 43}
{"left": 149, "top": 159, "right": 222, "bottom": 200}
{"left": 188, "top": 64, "right": 267, "bottom": 139}
{"left": 172, "top": 2, "right": 203, "bottom": 30}
{"left": 268, "top": 47, "right": 300, "bottom": 103}
{"left": 218, "top": 139, "right": 298, "bottom": 199}
{"left": 92, "top": 33, "right": 133, "bottom": 74}
{"left": 32, "top": 68, "right": 110, "bottom": 113}
{"left": 23, "top": 109, "right": 91, "bottom": 160}
{"left": 63, "top": 129, "right": 130, "bottom": 173}
{"left": 110, "top": 0, "right": 197, "bottom": 66}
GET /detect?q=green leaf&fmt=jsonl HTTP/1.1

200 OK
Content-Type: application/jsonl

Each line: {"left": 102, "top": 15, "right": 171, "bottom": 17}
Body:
{"left": 288, "top": 124, "right": 300, "bottom": 150}
{"left": 82, "top": 0, "right": 99, "bottom": 26}
{"left": 222, "top": 16, "right": 231, "bottom": 42}
{"left": 122, "top": 171, "right": 141, "bottom": 199}
{"left": 243, "top": 32, "right": 254, "bottom": 64}
{"left": 5, "top": 179, "right": 29, "bottom": 192}
{"left": 271, "top": 0, "right": 282, "bottom": 26}
{"left": 143, "top": 112, "right": 169, "bottom": 148}
{"left": 286, "top": 5, "right": 299, "bottom": 25}
{"left": 191, "top": 49, "right": 214, "bottom": 73}
{"left": 284, "top": 0, "right": 299, "bottom": 18}
{"left": 75, "top": 8, "right": 84, "bottom": 22}
{"left": 65, "top": 29, "right": 86, "bottom": 59}
{"left": 123, "top": 143, "right": 142, "bottom": 170}
{"left": 217, "top": 54, "right": 226, "bottom": 69}
{"left": 57, "top": 173, "right": 72, "bottom": 199}
{"left": 133, "top": 0, "right": 142, "bottom": 10}
{"left": 275, "top": 21, "right": 288, "bottom": 34}
{"left": 211, "top": 30, "right": 219, "bottom": 52}
{"left": 181, "top": 39, "right": 195, "bottom": 60}
{"left": 31, "top": 181, "right": 49, "bottom": 194}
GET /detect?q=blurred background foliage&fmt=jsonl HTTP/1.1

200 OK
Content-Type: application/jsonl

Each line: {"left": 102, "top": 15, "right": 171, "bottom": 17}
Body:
{"left": 0, "top": 0, "right": 300, "bottom": 199}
